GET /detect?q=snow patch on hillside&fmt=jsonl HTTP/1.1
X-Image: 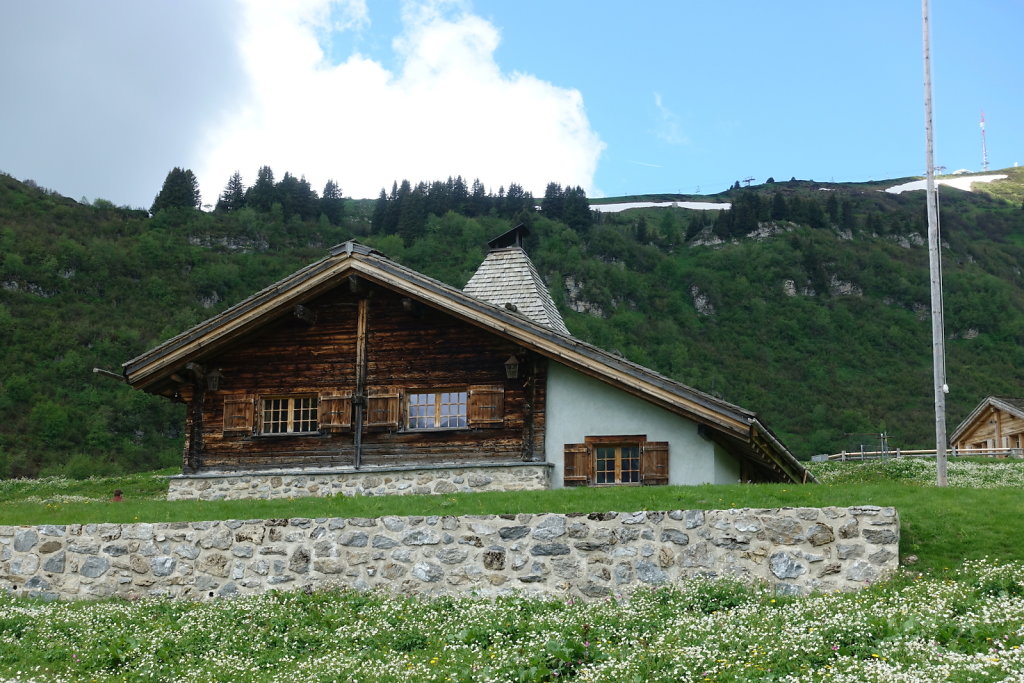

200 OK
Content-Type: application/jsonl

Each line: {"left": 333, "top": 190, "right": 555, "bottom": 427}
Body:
{"left": 592, "top": 200, "right": 730, "bottom": 213}
{"left": 885, "top": 174, "right": 1007, "bottom": 195}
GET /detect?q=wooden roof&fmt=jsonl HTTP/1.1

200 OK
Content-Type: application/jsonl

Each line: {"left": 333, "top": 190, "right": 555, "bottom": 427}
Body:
{"left": 950, "top": 396, "right": 1024, "bottom": 443}
{"left": 123, "top": 240, "right": 812, "bottom": 483}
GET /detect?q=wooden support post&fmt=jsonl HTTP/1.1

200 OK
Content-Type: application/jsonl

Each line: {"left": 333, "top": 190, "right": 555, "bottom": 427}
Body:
{"left": 183, "top": 384, "right": 205, "bottom": 473}
{"left": 522, "top": 354, "right": 535, "bottom": 461}
{"left": 353, "top": 297, "right": 369, "bottom": 469}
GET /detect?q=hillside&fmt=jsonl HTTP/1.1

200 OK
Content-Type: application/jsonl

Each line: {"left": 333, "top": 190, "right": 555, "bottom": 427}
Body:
{"left": 1, "top": 169, "right": 1023, "bottom": 476}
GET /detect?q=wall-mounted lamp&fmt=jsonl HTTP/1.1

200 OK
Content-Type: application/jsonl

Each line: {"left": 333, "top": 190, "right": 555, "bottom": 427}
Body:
{"left": 206, "top": 368, "right": 223, "bottom": 392}
{"left": 504, "top": 354, "right": 520, "bottom": 380}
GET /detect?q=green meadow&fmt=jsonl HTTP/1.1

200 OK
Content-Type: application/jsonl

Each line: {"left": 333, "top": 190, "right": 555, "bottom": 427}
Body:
{"left": 1, "top": 458, "right": 1023, "bottom": 681}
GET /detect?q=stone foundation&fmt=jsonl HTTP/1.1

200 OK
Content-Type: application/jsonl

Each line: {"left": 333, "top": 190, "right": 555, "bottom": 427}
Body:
{"left": 167, "top": 462, "right": 552, "bottom": 501}
{"left": 0, "top": 506, "right": 898, "bottom": 602}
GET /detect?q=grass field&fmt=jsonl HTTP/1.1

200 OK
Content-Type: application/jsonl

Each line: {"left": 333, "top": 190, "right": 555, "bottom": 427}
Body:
{"left": 1, "top": 458, "right": 1023, "bottom": 681}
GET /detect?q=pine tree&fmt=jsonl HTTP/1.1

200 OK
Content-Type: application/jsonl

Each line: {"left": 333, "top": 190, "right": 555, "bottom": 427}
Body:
{"left": 320, "top": 180, "right": 344, "bottom": 225}
{"left": 541, "top": 182, "right": 565, "bottom": 220}
{"left": 276, "top": 172, "right": 312, "bottom": 221}
{"left": 468, "top": 178, "right": 488, "bottom": 217}
{"left": 371, "top": 189, "right": 389, "bottom": 234}
{"left": 215, "top": 171, "right": 246, "bottom": 213}
{"left": 562, "top": 186, "right": 593, "bottom": 233}
{"left": 245, "top": 166, "right": 276, "bottom": 212}
{"left": 151, "top": 167, "right": 201, "bottom": 214}
{"left": 771, "top": 192, "right": 788, "bottom": 220}
{"left": 826, "top": 193, "right": 840, "bottom": 224}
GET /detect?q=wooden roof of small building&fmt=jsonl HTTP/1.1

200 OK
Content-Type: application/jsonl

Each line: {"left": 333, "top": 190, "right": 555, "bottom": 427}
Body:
{"left": 950, "top": 396, "right": 1024, "bottom": 443}
{"left": 123, "top": 240, "right": 812, "bottom": 484}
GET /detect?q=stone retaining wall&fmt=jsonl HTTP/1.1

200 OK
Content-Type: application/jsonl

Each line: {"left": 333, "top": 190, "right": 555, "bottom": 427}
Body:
{"left": 167, "top": 463, "right": 551, "bottom": 501}
{"left": 0, "top": 506, "right": 899, "bottom": 602}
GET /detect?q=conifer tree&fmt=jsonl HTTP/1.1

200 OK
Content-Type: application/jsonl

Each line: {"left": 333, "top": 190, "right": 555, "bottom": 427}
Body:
{"left": 320, "top": 179, "right": 344, "bottom": 225}
{"left": 215, "top": 171, "right": 246, "bottom": 213}
{"left": 541, "top": 182, "right": 564, "bottom": 219}
{"left": 562, "top": 185, "right": 593, "bottom": 233}
{"left": 371, "top": 189, "right": 389, "bottom": 233}
{"left": 151, "top": 167, "right": 201, "bottom": 214}
{"left": 245, "top": 166, "right": 277, "bottom": 212}
{"left": 771, "top": 192, "right": 788, "bottom": 220}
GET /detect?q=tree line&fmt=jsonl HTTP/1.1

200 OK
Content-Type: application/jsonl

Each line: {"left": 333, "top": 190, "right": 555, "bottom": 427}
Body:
{"left": 370, "top": 177, "right": 595, "bottom": 242}
{"left": 150, "top": 166, "right": 345, "bottom": 225}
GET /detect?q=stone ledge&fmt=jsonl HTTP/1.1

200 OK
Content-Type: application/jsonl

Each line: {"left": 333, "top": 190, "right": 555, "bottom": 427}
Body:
{"left": 0, "top": 506, "right": 899, "bottom": 602}
{"left": 167, "top": 463, "right": 552, "bottom": 501}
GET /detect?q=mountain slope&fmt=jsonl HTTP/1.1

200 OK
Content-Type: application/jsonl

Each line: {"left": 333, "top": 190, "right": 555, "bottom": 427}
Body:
{"left": 1, "top": 169, "right": 1023, "bottom": 476}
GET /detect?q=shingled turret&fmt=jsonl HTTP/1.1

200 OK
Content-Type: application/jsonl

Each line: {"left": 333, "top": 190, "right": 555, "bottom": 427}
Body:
{"left": 463, "top": 225, "right": 570, "bottom": 335}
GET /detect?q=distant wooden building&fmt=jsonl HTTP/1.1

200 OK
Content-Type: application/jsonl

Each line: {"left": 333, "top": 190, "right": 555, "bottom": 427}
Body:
{"left": 950, "top": 396, "right": 1024, "bottom": 455}
{"left": 123, "top": 227, "right": 811, "bottom": 495}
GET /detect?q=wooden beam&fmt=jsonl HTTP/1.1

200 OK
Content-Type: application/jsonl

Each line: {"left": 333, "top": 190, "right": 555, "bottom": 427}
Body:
{"left": 353, "top": 297, "right": 368, "bottom": 469}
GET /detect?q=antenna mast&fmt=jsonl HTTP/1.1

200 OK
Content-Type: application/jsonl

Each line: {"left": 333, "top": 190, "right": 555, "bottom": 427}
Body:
{"left": 980, "top": 111, "right": 990, "bottom": 171}
{"left": 922, "top": 0, "right": 948, "bottom": 486}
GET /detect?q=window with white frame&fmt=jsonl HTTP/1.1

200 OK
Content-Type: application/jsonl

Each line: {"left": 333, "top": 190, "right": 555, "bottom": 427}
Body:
{"left": 406, "top": 391, "right": 468, "bottom": 429}
{"left": 261, "top": 396, "right": 318, "bottom": 434}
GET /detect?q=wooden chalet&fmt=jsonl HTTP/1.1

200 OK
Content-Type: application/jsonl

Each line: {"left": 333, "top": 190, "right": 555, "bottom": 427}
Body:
{"left": 950, "top": 396, "right": 1024, "bottom": 456}
{"left": 123, "top": 227, "right": 812, "bottom": 489}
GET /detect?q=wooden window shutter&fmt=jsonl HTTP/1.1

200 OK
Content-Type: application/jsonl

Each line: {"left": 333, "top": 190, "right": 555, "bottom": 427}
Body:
{"left": 467, "top": 385, "right": 504, "bottom": 428}
{"left": 563, "top": 443, "right": 590, "bottom": 486}
{"left": 222, "top": 395, "right": 255, "bottom": 435}
{"left": 318, "top": 392, "right": 353, "bottom": 433}
{"left": 365, "top": 387, "right": 400, "bottom": 428}
{"left": 641, "top": 441, "right": 669, "bottom": 485}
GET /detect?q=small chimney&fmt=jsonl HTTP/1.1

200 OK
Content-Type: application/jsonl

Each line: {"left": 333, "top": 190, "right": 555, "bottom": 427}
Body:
{"left": 487, "top": 223, "right": 530, "bottom": 250}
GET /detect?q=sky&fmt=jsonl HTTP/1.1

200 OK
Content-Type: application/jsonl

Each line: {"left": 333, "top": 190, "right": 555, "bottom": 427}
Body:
{"left": 1, "top": 1, "right": 1021, "bottom": 210}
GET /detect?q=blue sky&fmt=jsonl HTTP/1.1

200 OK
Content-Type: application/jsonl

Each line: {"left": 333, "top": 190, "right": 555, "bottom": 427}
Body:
{"left": 0, "top": 1, "right": 1020, "bottom": 208}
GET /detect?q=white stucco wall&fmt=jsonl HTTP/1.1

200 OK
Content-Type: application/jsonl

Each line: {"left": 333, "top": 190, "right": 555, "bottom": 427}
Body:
{"left": 545, "top": 363, "right": 741, "bottom": 488}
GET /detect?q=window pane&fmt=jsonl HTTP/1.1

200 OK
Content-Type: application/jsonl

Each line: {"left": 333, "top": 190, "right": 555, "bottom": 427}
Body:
{"left": 439, "top": 391, "right": 467, "bottom": 428}
{"left": 292, "top": 397, "right": 318, "bottom": 432}
{"left": 263, "top": 398, "right": 287, "bottom": 433}
{"left": 596, "top": 446, "right": 615, "bottom": 485}
{"left": 407, "top": 393, "right": 436, "bottom": 429}
{"left": 621, "top": 446, "right": 640, "bottom": 483}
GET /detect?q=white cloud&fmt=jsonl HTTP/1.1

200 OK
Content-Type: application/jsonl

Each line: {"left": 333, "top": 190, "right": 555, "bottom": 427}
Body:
{"left": 653, "top": 92, "right": 688, "bottom": 145}
{"left": 197, "top": 0, "right": 605, "bottom": 203}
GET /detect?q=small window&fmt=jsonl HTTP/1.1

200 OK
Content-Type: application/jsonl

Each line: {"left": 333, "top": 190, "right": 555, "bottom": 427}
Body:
{"left": 406, "top": 391, "right": 468, "bottom": 430}
{"left": 595, "top": 444, "right": 640, "bottom": 484}
{"left": 563, "top": 437, "right": 668, "bottom": 486}
{"left": 261, "top": 396, "right": 318, "bottom": 434}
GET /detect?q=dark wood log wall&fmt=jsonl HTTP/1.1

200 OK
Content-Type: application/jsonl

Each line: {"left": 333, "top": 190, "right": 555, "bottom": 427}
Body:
{"left": 190, "top": 282, "right": 546, "bottom": 471}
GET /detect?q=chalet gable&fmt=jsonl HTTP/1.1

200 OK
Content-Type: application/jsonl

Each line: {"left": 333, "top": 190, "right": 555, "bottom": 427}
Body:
{"left": 950, "top": 396, "right": 1024, "bottom": 451}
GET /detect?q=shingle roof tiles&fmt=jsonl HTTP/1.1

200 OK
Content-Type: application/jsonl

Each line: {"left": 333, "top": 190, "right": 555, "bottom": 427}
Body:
{"left": 462, "top": 247, "right": 570, "bottom": 336}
